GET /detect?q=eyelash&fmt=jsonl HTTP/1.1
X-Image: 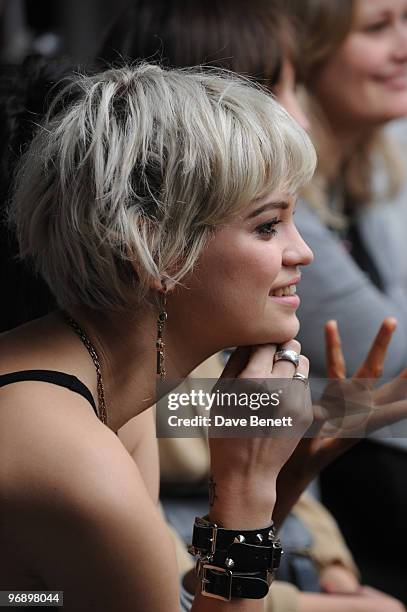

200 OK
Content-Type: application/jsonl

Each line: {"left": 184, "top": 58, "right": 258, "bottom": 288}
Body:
{"left": 256, "top": 217, "right": 282, "bottom": 237}
{"left": 365, "top": 20, "right": 388, "bottom": 32}
{"left": 365, "top": 13, "right": 407, "bottom": 33}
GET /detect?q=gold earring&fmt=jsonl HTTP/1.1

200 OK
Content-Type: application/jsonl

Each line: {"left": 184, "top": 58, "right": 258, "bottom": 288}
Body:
{"left": 156, "top": 290, "right": 168, "bottom": 380}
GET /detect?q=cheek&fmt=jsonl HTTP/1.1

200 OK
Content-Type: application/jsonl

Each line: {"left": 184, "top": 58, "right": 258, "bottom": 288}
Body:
{"left": 316, "top": 37, "right": 386, "bottom": 98}
{"left": 197, "top": 238, "right": 281, "bottom": 305}
{"left": 220, "top": 242, "right": 281, "bottom": 291}
{"left": 340, "top": 39, "right": 387, "bottom": 80}
{"left": 175, "top": 236, "right": 298, "bottom": 347}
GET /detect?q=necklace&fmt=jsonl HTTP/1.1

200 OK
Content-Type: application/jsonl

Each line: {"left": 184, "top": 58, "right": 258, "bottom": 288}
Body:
{"left": 64, "top": 314, "right": 108, "bottom": 426}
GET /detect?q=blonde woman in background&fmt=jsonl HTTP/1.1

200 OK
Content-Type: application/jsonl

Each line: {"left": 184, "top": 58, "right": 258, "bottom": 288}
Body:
{"left": 280, "top": 0, "right": 407, "bottom": 602}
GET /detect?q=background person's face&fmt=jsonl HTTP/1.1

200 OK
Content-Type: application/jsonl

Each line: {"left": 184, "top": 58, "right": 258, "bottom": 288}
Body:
{"left": 312, "top": 0, "right": 407, "bottom": 129}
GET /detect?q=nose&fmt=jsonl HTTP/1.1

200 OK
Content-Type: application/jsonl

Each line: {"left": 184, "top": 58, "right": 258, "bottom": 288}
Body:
{"left": 282, "top": 225, "right": 314, "bottom": 268}
{"left": 392, "top": 21, "right": 407, "bottom": 61}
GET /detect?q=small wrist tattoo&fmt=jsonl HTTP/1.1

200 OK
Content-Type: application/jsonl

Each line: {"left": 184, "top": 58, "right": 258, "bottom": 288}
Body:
{"left": 209, "top": 474, "right": 218, "bottom": 507}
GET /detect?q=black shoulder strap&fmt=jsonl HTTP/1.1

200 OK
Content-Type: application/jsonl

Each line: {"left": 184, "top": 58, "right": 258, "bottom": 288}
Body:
{"left": 0, "top": 370, "right": 98, "bottom": 417}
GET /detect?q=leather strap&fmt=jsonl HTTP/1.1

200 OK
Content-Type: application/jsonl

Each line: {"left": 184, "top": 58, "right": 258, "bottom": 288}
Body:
{"left": 192, "top": 519, "right": 275, "bottom": 552}
{"left": 201, "top": 566, "right": 270, "bottom": 601}
{"left": 211, "top": 541, "right": 282, "bottom": 572}
{"left": 190, "top": 516, "right": 283, "bottom": 600}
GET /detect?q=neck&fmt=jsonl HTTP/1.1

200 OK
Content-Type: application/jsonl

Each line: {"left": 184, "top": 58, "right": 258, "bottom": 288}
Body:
{"left": 69, "top": 302, "right": 218, "bottom": 432}
{"left": 320, "top": 108, "right": 370, "bottom": 177}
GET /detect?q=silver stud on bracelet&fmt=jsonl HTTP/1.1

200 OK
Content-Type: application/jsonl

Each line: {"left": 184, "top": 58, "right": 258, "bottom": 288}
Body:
{"left": 234, "top": 535, "right": 246, "bottom": 544}
{"left": 225, "top": 558, "right": 235, "bottom": 568}
{"left": 268, "top": 530, "right": 274, "bottom": 540}
{"left": 256, "top": 533, "right": 263, "bottom": 543}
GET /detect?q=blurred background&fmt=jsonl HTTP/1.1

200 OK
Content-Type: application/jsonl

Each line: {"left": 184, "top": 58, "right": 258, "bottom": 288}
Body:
{"left": 0, "top": 0, "right": 128, "bottom": 64}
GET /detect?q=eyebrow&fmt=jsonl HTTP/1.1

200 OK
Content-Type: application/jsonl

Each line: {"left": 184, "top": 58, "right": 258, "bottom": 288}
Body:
{"left": 246, "top": 201, "right": 290, "bottom": 219}
{"left": 360, "top": 6, "right": 391, "bottom": 21}
{"left": 365, "top": 10, "right": 389, "bottom": 19}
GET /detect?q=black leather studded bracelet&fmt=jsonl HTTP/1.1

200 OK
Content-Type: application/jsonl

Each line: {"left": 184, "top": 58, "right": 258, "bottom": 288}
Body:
{"left": 188, "top": 516, "right": 283, "bottom": 601}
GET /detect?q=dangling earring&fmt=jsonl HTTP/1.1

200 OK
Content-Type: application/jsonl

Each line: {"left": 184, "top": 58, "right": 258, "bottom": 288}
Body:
{"left": 156, "top": 284, "right": 168, "bottom": 380}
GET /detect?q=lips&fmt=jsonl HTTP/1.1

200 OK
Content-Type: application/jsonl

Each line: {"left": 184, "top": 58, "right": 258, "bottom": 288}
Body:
{"left": 376, "top": 72, "right": 407, "bottom": 89}
{"left": 380, "top": 70, "right": 407, "bottom": 80}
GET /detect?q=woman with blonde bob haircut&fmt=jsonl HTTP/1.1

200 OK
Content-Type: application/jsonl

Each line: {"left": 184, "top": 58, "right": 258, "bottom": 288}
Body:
{"left": 0, "top": 64, "right": 316, "bottom": 611}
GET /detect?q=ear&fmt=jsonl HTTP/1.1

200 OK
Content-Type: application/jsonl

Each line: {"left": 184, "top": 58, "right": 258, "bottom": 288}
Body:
{"left": 126, "top": 247, "right": 176, "bottom": 294}
{"left": 151, "top": 277, "right": 176, "bottom": 293}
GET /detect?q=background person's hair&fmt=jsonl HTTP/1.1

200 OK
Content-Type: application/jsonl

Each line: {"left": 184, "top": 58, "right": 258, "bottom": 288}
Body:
{"left": 99, "top": 0, "right": 297, "bottom": 91}
{"left": 279, "top": 0, "right": 354, "bottom": 81}
{"left": 9, "top": 63, "right": 316, "bottom": 312}
{"left": 278, "top": 0, "right": 404, "bottom": 226}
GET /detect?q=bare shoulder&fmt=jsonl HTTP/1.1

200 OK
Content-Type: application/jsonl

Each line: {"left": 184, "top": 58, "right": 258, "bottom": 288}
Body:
{"left": 118, "top": 407, "right": 159, "bottom": 502}
{"left": 0, "top": 379, "right": 131, "bottom": 506}
{"left": 0, "top": 387, "right": 179, "bottom": 611}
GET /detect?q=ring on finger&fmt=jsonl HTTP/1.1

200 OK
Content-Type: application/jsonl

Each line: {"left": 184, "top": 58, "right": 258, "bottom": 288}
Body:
{"left": 273, "top": 349, "right": 300, "bottom": 368}
{"left": 293, "top": 372, "right": 309, "bottom": 387}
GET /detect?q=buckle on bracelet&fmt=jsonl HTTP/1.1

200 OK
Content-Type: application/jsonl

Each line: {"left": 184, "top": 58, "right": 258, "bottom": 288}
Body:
{"left": 209, "top": 523, "right": 218, "bottom": 558}
{"left": 270, "top": 539, "right": 283, "bottom": 571}
{"left": 191, "top": 517, "right": 218, "bottom": 561}
{"left": 201, "top": 564, "right": 233, "bottom": 601}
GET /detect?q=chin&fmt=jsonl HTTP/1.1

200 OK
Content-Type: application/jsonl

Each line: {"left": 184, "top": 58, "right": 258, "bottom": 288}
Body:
{"left": 257, "top": 316, "right": 300, "bottom": 346}
{"left": 228, "top": 314, "right": 300, "bottom": 348}
{"left": 373, "top": 101, "right": 407, "bottom": 124}
{"left": 273, "top": 324, "right": 300, "bottom": 345}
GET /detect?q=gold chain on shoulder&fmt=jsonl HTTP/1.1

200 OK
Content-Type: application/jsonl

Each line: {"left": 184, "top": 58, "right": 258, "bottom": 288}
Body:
{"left": 64, "top": 314, "right": 108, "bottom": 426}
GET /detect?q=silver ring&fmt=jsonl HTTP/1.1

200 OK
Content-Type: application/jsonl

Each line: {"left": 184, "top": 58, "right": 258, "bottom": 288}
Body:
{"left": 293, "top": 372, "right": 309, "bottom": 386}
{"left": 273, "top": 349, "right": 300, "bottom": 368}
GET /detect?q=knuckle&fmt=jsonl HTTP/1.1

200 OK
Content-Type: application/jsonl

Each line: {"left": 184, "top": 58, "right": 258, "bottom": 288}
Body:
{"left": 282, "top": 339, "right": 301, "bottom": 353}
{"left": 299, "top": 355, "right": 309, "bottom": 368}
{"left": 291, "top": 339, "right": 301, "bottom": 352}
{"left": 254, "top": 343, "right": 275, "bottom": 354}
{"left": 371, "top": 365, "right": 383, "bottom": 378}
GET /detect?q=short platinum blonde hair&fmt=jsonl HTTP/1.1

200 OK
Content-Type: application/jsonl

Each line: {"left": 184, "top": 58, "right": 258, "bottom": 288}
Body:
{"left": 10, "top": 64, "right": 316, "bottom": 311}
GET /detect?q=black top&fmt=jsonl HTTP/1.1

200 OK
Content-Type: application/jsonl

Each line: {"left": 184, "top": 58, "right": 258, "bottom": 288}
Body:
{"left": 339, "top": 220, "right": 384, "bottom": 291}
{"left": 0, "top": 369, "right": 98, "bottom": 416}
{"left": 332, "top": 196, "right": 384, "bottom": 292}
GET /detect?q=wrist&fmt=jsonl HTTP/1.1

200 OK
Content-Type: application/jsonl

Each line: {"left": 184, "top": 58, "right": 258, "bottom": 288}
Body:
{"left": 208, "top": 473, "right": 276, "bottom": 529}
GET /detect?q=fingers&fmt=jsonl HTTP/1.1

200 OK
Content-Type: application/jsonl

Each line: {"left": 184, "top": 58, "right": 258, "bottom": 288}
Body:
{"left": 271, "top": 339, "right": 301, "bottom": 378}
{"left": 325, "top": 320, "right": 346, "bottom": 379}
{"left": 240, "top": 344, "right": 277, "bottom": 378}
{"left": 372, "top": 371, "right": 407, "bottom": 405}
{"left": 325, "top": 317, "right": 397, "bottom": 381}
{"left": 231, "top": 340, "right": 308, "bottom": 379}
{"left": 319, "top": 564, "right": 360, "bottom": 594}
{"left": 295, "top": 354, "right": 310, "bottom": 378}
{"left": 364, "top": 399, "right": 407, "bottom": 435}
{"left": 354, "top": 317, "right": 397, "bottom": 379}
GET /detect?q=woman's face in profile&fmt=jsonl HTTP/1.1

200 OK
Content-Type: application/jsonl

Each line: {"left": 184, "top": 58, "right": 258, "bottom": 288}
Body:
{"left": 312, "top": 0, "right": 407, "bottom": 128}
{"left": 171, "top": 192, "right": 313, "bottom": 348}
